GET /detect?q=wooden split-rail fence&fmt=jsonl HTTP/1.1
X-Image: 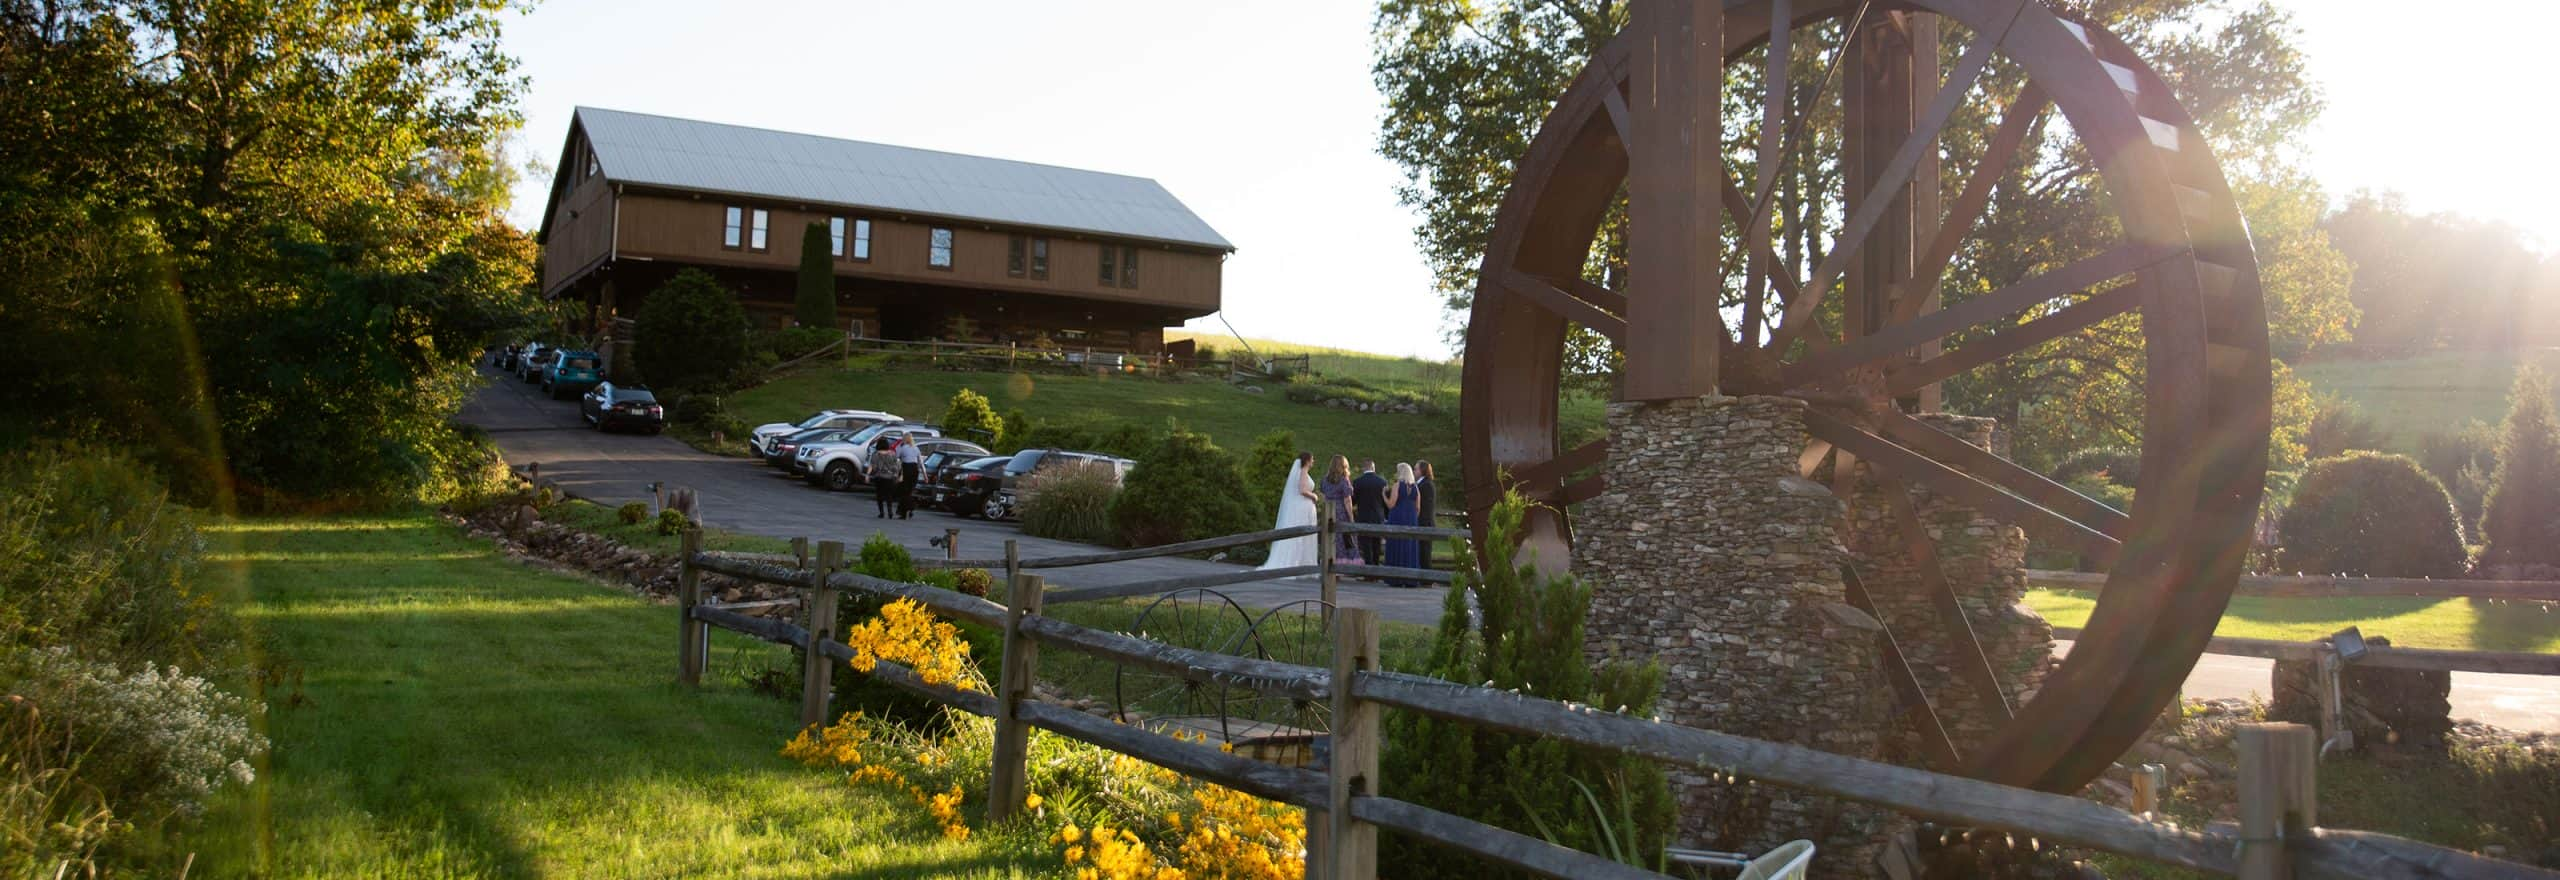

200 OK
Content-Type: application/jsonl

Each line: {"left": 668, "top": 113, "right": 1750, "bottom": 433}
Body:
{"left": 670, "top": 514, "right": 2556, "bottom": 880}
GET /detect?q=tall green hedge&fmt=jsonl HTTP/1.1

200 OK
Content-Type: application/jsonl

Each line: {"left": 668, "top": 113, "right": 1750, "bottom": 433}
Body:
{"left": 2478, "top": 366, "right": 2560, "bottom": 572}
{"left": 2276, "top": 452, "right": 2468, "bottom": 577}
{"left": 794, "top": 222, "right": 837, "bottom": 330}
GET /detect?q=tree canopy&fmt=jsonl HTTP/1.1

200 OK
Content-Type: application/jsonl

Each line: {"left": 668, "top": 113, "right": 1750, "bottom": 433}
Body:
{"left": 0, "top": 0, "right": 536, "bottom": 506}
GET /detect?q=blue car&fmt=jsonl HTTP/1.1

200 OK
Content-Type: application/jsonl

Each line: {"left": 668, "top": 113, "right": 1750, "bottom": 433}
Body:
{"left": 542, "top": 350, "right": 603, "bottom": 399}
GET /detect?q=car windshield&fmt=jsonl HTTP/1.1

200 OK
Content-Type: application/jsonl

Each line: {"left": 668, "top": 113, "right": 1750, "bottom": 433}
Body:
{"left": 1006, "top": 449, "right": 1046, "bottom": 473}
{"left": 785, "top": 427, "right": 836, "bottom": 443}
{"left": 796, "top": 412, "right": 840, "bottom": 428}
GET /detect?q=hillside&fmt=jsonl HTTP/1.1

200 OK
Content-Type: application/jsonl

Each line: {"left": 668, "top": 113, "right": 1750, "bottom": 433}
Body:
{"left": 2295, "top": 348, "right": 2560, "bottom": 451}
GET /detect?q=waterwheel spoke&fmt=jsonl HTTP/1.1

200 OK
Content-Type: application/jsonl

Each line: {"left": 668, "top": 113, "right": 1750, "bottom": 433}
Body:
{"left": 1874, "top": 409, "right": 2130, "bottom": 542}
{"left": 1774, "top": 14, "right": 2015, "bottom": 353}
{"left": 1876, "top": 474, "right": 2018, "bottom": 723}
{"left": 1488, "top": 269, "right": 1626, "bottom": 341}
{"left": 1743, "top": 0, "right": 1791, "bottom": 348}
{"left": 1884, "top": 277, "right": 2149, "bottom": 395}
{"left": 1802, "top": 408, "right": 2120, "bottom": 561}
{"left": 1891, "top": 83, "right": 2052, "bottom": 328}
{"left": 1840, "top": 561, "right": 1964, "bottom": 770}
{"left": 1484, "top": 438, "right": 1608, "bottom": 504}
{"left": 1782, "top": 241, "right": 2184, "bottom": 387}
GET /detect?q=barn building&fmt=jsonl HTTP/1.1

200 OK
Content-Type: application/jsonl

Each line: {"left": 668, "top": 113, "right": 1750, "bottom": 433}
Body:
{"left": 536, "top": 107, "right": 1234, "bottom": 353}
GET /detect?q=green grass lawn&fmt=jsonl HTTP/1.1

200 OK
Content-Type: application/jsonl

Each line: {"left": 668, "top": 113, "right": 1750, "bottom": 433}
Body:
{"left": 188, "top": 513, "right": 1047, "bottom": 879}
{"left": 2026, "top": 589, "right": 2560, "bottom": 653}
{"left": 2294, "top": 349, "right": 2560, "bottom": 451}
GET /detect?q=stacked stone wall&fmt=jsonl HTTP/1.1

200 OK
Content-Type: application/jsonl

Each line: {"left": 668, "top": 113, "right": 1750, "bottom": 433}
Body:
{"left": 1575, "top": 395, "right": 1901, "bottom": 873}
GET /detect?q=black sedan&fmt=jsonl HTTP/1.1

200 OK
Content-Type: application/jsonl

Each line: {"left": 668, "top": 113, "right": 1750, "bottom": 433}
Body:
{"left": 929, "top": 455, "right": 1012, "bottom": 517}
{"left": 580, "top": 382, "right": 665, "bottom": 433}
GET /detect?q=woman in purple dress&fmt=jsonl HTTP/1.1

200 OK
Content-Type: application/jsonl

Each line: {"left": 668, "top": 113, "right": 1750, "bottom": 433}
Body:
{"left": 1383, "top": 462, "right": 1422, "bottom": 585}
{"left": 1319, "top": 455, "right": 1361, "bottom": 564}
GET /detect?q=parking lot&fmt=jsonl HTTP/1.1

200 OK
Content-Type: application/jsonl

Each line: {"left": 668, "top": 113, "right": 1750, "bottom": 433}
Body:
{"left": 457, "top": 364, "right": 1453, "bottom": 623}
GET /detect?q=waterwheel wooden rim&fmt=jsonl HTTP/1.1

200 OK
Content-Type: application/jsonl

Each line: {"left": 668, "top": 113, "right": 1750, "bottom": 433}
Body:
{"left": 1458, "top": 0, "right": 2270, "bottom": 792}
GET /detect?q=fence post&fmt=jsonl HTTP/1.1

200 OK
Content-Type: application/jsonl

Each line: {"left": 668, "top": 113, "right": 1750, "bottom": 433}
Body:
{"left": 990, "top": 572, "right": 1046, "bottom": 823}
{"left": 790, "top": 537, "right": 813, "bottom": 672}
{"left": 2236, "top": 722, "right": 2316, "bottom": 880}
{"left": 945, "top": 527, "right": 961, "bottom": 564}
{"left": 1317, "top": 503, "right": 1338, "bottom": 629}
{"left": 800, "top": 540, "right": 845, "bottom": 728}
{"left": 1004, "top": 540, "right": 1021, "bottom": 601}
{"left": 1322, "top": 607, "right": 1381, "bottom": 880}
{"left": 677, "top": 527, "right": 704, "bottom": 687}
{"left": 2131, "top": 763, "right": 2165, "bottom": 819}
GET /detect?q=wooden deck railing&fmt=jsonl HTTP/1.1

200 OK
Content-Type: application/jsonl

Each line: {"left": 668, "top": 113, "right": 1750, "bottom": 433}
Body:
{"left": 671, "top": 527, "right": 2555, "bottom": 880}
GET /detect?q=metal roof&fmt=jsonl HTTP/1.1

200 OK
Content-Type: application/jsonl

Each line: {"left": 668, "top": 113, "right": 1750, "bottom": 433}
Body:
{"left": 573, "top": 107, "right": 1234, "bottom": 252}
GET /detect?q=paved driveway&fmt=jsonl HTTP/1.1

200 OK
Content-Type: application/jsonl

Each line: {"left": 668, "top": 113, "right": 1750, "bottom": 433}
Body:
{"left": 459, "top": 368, "right": 2558, "bottom": 731}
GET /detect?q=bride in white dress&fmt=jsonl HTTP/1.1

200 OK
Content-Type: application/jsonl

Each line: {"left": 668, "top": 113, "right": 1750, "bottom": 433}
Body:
{"left": 1258, "top": 453, "right": 1321, "bottom": 572}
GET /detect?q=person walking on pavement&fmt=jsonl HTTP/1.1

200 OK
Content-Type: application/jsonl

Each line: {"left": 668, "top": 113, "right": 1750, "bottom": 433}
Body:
{"left": 868, "top": 439, "right": 901, "bottom": 518}
{"left": 1351, "top": 460, "right": 1388, "bottom": 570}
{"left": 895, "top": 431, "right": 924, "bottom": 519}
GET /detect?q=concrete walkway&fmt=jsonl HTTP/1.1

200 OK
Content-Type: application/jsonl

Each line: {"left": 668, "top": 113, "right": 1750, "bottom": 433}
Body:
{"left": 460, "top": 368, "right": 2559, "bottom": 731}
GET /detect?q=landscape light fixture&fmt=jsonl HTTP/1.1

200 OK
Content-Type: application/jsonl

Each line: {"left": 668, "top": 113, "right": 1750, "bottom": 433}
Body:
{"left": 2330, "top": 626, "right": 2368, "bottom": 662}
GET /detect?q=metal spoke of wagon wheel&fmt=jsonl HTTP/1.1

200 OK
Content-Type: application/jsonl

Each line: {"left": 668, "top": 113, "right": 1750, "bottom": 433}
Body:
{"left": 1113, "top": 588, "right": 1257, "bottom": 742}
{"left": 1243, "top": 601, "right": 1334, "bottom": 735}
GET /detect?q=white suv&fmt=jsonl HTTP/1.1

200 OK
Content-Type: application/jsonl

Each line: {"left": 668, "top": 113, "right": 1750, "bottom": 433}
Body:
{"left": 799, "top": 423, "right": 942, "bottom": 491}
{"left": 749, "top": 409, "right": 899, "bottom": 457}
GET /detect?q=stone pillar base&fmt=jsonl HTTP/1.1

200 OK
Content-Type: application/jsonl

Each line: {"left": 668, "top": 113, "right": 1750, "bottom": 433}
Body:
{"left": 1576, "top": 395, "right": 1902, "bottom": 875}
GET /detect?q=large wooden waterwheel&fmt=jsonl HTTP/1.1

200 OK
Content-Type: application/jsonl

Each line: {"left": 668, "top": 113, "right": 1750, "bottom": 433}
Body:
{"left": 1460, "top": 0, "right": 2270, "bottom": 793}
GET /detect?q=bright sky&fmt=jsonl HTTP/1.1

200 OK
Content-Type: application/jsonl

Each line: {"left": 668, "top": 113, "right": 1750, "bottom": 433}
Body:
{"left": 501, "top": 0, "right": 2552, "bottom": 361}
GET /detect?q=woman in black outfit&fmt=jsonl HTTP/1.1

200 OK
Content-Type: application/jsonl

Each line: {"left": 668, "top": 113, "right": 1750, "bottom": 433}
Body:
{"left": 1414, "top": 460, "right": 1438, "bottom": 571}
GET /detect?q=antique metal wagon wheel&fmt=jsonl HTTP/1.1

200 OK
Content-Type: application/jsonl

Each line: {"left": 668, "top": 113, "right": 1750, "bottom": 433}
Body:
{"left": 1237, "top": 600, "right": 1335, "bottom": 736}
{"left": 1459, "top": 0, "right": 2269, "bottom": 792}
{"left": 1112, "top": 588, "right": 1259, "bottom": 741}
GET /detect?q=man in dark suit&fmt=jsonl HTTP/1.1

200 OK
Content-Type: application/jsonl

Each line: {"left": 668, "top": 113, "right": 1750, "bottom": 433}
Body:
{"left": 1350, "top": 460, "right": 1388, "bottom": 567}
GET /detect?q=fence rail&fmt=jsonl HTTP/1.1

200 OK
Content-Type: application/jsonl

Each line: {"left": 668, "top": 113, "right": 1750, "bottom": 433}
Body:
{"left": 671, "top": 527, "right": 2553, "bottom": 880}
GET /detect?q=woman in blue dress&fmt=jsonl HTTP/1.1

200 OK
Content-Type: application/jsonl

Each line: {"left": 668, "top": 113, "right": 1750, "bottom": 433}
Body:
{"left": 1383, "top": 462, "right": 1422, "bottom": 586}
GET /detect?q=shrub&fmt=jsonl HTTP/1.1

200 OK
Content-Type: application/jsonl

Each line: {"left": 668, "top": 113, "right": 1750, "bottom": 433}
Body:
{"left": 941, "top": 388, "right": 1002, "bottom": 447}
{"left": 616, "top": 501, "right": 648, "bottom": 525}
{"left": 2304, "top": 397, "right": 2387, "bottom": 459}
{"left": 794, "top": 221, "right": 839, "bottom": 330}
{"left": 2418, "top": 420, "right": 2498, "bottom": 529}
{"left": 2276, "top": 452, "right": 2468, "bottom": 577}
{"left": 836, "top": 537, "right": 1000, "bottom": 730}
{"left": 767, "top": 325, "right": 839, "bottom": 361}
{"left": 634, "top": 269, "right": 750, "bottom": 391}
{"left": 856, "top": 533, "right": 921, "bottom": 585}
{"left": 2050, "top": 445, "right": 2142, "bottom": 487}
{"left": 0, "top": 448, "right": 235, "bottom": 674}
{"left": 6, "top": 649, "right": 264, "bottom": 822}
{"left": 1109, "top": 427, "right": 1260, "bottom": 550}
{"left": 667, "top": 392, "right": 724, "bottom": 427}
{"left": 949, "top": 568, "right": 993, "bottom": 598}
{"left": 1383, "top": 491, "right": 1671, "bottom": 877}
{"left": 1282, "top": 374, "right": 1434, "bottom": 413}
{"left": 1018, "top": 462, "right": 1120, "bottom": 545}
{"left": 2478, "top": 366, "right": 2560, "bottom": 573}
{"left": 1241, "top": 429, "right": 1300, "bottom": 519}
{"left": 998, "top": 409, "right": 1033, "bottom": 454}
{"left": 654, "top": 508, "right": 688, "bottom": 536}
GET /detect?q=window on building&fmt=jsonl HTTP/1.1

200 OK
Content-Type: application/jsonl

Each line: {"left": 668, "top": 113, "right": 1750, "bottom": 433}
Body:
{"left": 829, "top": 217, "right": 847, "bottom": 257}
{"left": 1099, "top": 243, "right": 1116, "bottom": 284}
{"left": 929, "top": 227, "right": 954, "bottom": 268}
{"left": 1030, "top": 238, "right": 1049, "bottom": 280}
{"left": 852, "top": 219, "right": 872, "bottom": 260}
{"left": 749, "top": 209, "right": 770, "bottom": 251}
{"left": 586, "top": 152, "right": 599, "bottom": 181}
{"left": 1120, "top": 246, "right": 1139, "bottom": 288}
{"left": 1007, "top": 235, "right": 1027, "bottom": 277}
{"left": 723, "top": 206, "right": 743, "bottom": 249}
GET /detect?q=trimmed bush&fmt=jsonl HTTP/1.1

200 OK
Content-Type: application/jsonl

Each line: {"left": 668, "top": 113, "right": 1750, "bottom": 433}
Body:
{"left": 1108, "top": 427, "right": 1261, "bottom": 550}
{"left": 2276, "top": 452, "right": 2467, "bottom": 577}
{"left": 767, "top": 325, "right": 838, "bottom": 361}
{"left": 1018, "top": 462, "right": 1120, "bottom": 545}
{"left": 950, "top": 568, "right": 993, "bottom": 598}
{"left": 1242, "top": 429, "right": 1300, "bottom": 520}
{"left": 2478, "top": 366, "right": 2560, "bottom": 573}
{"left": 2304, "top": 397, "right": 2387, "bottom": 459}
{"left": 998, "top": 409, "right": 1032, "bottom": 454}
{"left": 633, "top": 269, "right": 750, "bottom": 392}
{"left": 654, "top": 508, "right": 688, "bottom": 536}
{"left": 941, "top": 388, "right": 1002, "bottom": 447}
{"left": 616, "top": 501, "right": 649, "bottom": 524}
{"left": 794, "top": 221, "right": 838, "bottom": 330}
{"left": 1381, "top": 491, "right": 1671, "bottom": 877}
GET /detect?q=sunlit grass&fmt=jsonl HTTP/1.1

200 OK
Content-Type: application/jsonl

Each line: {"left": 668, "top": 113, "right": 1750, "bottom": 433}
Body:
{"left": 2027, "top": 589, "right": 2560, "bottom": 653}
{"left": 188, "top": 511, "right": 1047, "bottom": 878}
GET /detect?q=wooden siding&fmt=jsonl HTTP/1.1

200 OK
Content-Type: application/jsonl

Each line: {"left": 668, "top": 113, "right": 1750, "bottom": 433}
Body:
{"left": 540, "top": 130, "right": 617, "bottom": 296}
{"left": 607, "top": 192, "right": 1222, "bottom": 315}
